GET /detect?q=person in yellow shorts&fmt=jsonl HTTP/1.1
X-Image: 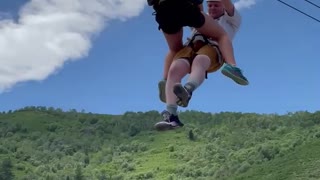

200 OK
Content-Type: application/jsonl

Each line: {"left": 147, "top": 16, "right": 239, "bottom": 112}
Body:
{"left": 154, "top": 37, "right": 224, "bottom": 131}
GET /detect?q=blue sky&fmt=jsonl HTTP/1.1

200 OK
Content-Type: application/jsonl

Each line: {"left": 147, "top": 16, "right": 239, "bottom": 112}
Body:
{"left": 0, "top": 0, "right": 319, "bottom": 115}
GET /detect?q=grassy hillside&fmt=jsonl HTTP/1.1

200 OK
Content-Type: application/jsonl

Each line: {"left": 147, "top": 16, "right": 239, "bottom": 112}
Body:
{"left": 235, "top": 140, "right": 320, "bottom": 180}
{"left": 0, "top": 107, "right": 319, "bottom": 180}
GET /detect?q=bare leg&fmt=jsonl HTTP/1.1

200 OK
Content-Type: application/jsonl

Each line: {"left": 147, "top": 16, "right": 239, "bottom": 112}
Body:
{"left": 162, "top": 28, "right": 184, "bottom": 78}
{"left": 158, "top": 29, "right": 184, "bottom": 103}
{"left": 162, "top": 28, "right": 184, "bottom": 51}
{"left": 162, "top": 51, "right": 175, "bottom": 80}
{"left": 166, "top": 59, "right": 190, "bottom": 108}
{"left": 155, "top": 57, "right": 188, "bottom": 131}
{"left": 196, "top": 12, "right": 236, "bottom": 65}
{"left": 173, "top": 55, "right": 210, "bottom": 107}
{"left": 196, "top": 13, "right": 249, "bottom": 85}
{"left": 187, "top": 55, "right": 211, "bottom": 90}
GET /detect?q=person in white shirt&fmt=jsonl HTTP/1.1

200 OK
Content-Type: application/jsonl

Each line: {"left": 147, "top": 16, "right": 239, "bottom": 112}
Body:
{"left": 155, "top": 0, "right": 248, "bottom": 131}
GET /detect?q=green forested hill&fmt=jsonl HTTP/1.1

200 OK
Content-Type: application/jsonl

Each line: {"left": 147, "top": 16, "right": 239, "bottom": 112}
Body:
{"left": 0, "top": 107, "right": 320, "bottom": 180}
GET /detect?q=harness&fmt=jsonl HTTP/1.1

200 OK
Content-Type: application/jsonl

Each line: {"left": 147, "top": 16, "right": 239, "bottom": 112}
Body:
{"left": 185, "top": 33, "right": 223, "bottom": 79}
{"left": 185, "top": 33, "right": 210, "bottom": 78}
{"left": 188, "top": 32, "right": 223, "bottom": 61}
{"left": 186, "top": 33, "right": 210, "bottom": 48}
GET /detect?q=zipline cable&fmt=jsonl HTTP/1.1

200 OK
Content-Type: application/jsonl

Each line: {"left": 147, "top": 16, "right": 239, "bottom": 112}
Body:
{"left": 277, "top": 0, "right": 320, "bottom": 23}
{"left": 304, "top": 0, "right": 320, "bottom": 9}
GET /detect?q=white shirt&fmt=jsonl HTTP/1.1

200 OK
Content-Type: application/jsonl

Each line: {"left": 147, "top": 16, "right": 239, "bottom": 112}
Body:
{"left": 187, "top": 8, "right": 242, "bottom": 46}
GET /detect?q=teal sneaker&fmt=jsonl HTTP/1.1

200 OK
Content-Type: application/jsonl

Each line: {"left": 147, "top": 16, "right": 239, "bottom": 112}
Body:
{"left": 221, "top": 64, "right": 249, "bottom": 85}
{"left": 158, "top": 79, "right": 166, "bottom": 103}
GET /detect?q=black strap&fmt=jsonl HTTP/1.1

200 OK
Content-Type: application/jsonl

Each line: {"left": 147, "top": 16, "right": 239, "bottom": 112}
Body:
{"left": 186, "top": 33, "right": 210, "bottom": 50}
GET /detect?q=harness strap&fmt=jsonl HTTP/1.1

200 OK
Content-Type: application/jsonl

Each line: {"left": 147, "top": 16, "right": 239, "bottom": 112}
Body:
{"left": 186, "top": 33, "right": 211, "bottom": 79}
{"left": 186, "top": 33, "right": 210, "bottom": 48}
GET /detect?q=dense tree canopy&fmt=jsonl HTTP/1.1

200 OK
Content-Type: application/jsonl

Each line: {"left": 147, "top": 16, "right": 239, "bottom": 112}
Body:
{"left": 0, "top": 106, "right": 319, "bottom": 179}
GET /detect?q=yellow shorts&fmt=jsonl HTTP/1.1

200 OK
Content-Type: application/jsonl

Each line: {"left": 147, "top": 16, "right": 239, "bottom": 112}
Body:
{"left": 173, "top": 41, "right": 224, "bottom": 73}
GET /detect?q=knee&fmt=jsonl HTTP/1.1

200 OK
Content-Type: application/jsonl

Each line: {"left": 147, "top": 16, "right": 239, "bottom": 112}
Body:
{"left": 193, "top": 55, "right": 211, "bottom": 69}
{"left": 168, "top": 59, "right": 189, "bottom": 78}
{"left": 168, "top": 62, "right": 179, "bottom": 77}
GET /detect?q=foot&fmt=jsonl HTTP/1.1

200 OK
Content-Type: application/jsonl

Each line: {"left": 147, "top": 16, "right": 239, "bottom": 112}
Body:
{"left": 221, "top": 64, "right": 249, "bottom": 85}
{"left": 158, "top": 79, "right": 166, "bottom": 103}
{"left": 154, "top": 110, "right": 184, "bottom": 131}
{"left": 173, "top": 83, "right": 192, "bottom": 107}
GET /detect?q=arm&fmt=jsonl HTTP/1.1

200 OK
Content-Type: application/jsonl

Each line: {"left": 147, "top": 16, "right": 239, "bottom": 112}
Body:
{"left": 221, "top": 0, "right": 235, "bottom": 16}
{"left": 222, "top": 0, "right": 241, "bottom": 32}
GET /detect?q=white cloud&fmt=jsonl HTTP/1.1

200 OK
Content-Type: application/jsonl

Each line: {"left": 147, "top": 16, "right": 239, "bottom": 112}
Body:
{"left": 0, "top": 0, "right": 146, "bottom": 93}
{"left": 235, "top": 0, "right": 257, "bottom": 10}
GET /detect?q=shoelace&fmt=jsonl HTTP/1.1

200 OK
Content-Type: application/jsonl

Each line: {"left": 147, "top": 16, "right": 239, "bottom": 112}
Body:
{"left": 161, "top": 111, "right": 171, "bottom": 122}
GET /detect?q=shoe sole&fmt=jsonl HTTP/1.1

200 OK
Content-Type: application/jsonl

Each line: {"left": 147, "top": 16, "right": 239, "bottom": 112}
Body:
{"left": 221, "top": 69, "right": 249, "bottom": 86}
{"left": 154, "top": 122, "right": 177, "bottom": 131}
{"left": 158, "top": 81, "right": 166, "bottom": 103}
{"left": 173, "top": 84, "right": 189, "bottom": 107}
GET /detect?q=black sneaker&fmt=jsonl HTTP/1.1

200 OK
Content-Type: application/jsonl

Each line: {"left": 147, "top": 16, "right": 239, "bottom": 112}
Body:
{"left": 154, "top": 110, "right": 184, "bottom": 131}
{"left": 173, "top": 83, "right": 192, "bottom": 107}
